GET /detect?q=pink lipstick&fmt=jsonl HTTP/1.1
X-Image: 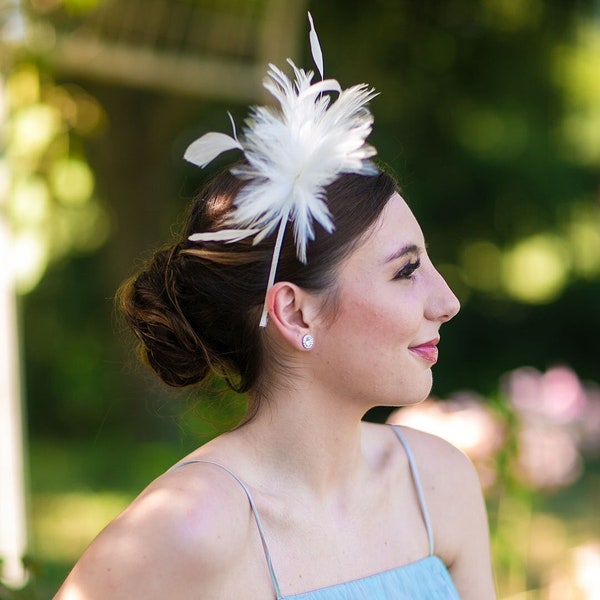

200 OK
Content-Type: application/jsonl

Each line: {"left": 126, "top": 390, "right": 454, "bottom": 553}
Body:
{"left": 409, "top": 339, "right": 439, "bottom": 363}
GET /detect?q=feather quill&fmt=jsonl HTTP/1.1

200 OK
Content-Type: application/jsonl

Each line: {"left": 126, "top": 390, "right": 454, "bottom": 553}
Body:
{"left": 308, "top": 12, "right": 324, "bottom": 80}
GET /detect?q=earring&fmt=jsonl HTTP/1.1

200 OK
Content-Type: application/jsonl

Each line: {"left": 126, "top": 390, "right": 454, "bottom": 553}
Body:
{"left": 301, "top": 334, "right": 314, "bottom": 350}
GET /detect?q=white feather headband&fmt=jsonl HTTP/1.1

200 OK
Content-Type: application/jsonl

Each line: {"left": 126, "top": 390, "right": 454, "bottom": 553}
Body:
{"left": 184, "top": 12, "right": 378, "bottom": 327}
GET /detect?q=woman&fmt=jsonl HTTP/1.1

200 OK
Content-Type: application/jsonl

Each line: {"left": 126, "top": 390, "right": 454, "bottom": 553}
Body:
{"left": 56, "top": 15, "right": 495, "bottom": 600}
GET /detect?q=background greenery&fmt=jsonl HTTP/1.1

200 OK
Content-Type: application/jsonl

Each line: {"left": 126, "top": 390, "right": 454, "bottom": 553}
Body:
{"left": 1, "top": 0, "right": 599, "bottom": 597}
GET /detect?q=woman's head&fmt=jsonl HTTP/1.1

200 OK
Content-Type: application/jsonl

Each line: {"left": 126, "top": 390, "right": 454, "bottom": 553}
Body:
{"left": 117, "top": 165, "right": 397, "bottom": 406}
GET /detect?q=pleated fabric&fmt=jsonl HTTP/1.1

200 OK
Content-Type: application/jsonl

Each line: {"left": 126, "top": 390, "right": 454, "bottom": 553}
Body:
{"left": 280, "top": 556, "right": 460, "bottom": 599}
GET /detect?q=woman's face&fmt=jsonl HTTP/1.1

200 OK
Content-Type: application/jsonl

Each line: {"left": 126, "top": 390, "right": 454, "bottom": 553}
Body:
{"left": 311, "top": 192, "right": 460, "bottom": 409}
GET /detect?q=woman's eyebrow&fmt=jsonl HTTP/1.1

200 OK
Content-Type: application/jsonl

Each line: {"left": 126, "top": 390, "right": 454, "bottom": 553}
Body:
{"left": 381, "top": 243, "right": 421, "bottom": 265}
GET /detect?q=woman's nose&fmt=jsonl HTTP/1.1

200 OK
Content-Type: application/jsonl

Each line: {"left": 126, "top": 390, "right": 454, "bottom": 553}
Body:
{"left": 426, "top": 268, "right": 461, "bottom": 323}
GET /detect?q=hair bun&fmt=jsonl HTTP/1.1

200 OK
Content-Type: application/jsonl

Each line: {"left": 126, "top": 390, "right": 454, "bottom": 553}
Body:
{"left": 117, "top": 247, "right": 210, "bottom": 387}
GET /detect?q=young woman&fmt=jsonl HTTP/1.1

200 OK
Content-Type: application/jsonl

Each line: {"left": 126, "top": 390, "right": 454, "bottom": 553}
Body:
{"left": 56, "top": 16, "right": 496, "bottom": 600}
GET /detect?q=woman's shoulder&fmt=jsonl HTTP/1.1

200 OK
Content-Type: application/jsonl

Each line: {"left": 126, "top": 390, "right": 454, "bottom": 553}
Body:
{"left": 138, "top": 456, "right": 256, "bottom": 548}
{"left": 367, "top": 421, "right": 475, "bottom": 478}
{"left": 55, "top": 453, "right": 254, "bottom": 599}
{"left": 388, "top": 423, "right": 482, "bottom": 513}
{"left": 390, "top": 423, "right": 475, "bottom": 478}
{"left": 388, "top": 423, "right": 489, "bottom": 565}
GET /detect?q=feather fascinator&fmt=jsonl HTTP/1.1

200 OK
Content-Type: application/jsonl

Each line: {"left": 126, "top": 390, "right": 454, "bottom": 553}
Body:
{"left": 184, "top": 13, "right": 378, "bottom": 326}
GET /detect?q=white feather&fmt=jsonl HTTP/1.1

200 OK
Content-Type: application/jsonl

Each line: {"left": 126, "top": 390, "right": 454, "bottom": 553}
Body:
{"left": 188, "top": 229, "right": 258, "bottom": 243}
{"left": 184, "top": 132, "right": 242, "bottom": 168}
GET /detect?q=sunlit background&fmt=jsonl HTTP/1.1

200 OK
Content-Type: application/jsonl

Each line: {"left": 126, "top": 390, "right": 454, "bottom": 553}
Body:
{"left": 1, "top": 0, "right": 599, "bottom": 598}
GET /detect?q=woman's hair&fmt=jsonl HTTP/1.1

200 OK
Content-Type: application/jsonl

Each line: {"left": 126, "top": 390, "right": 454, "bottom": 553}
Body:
{"left": 117, "top": 165, "right": 397, "bottom": 408}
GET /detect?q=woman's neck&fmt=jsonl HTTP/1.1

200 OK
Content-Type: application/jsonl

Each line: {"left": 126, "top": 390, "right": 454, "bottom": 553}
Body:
{"left": 234, "top": 384, "right": 375, "bottom": 500}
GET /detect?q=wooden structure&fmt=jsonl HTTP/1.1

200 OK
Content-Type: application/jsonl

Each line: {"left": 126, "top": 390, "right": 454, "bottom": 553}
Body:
{"left": 34, "top": 0, "right": 308, "bottom": 101}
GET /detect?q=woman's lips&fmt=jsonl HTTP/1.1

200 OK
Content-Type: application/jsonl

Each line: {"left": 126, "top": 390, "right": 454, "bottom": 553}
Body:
{"left": 409, "top": 339, "right": 439, "bottom": 363}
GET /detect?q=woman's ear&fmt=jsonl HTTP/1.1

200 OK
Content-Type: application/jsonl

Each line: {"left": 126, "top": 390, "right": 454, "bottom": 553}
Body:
{"left": 266, "top": 282, "right": 317, "bottom": 349}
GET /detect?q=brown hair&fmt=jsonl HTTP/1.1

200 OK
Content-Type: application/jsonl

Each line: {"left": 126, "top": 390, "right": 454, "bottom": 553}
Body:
{"left": 117, "top": 165, "right": 397, "bottom": 409}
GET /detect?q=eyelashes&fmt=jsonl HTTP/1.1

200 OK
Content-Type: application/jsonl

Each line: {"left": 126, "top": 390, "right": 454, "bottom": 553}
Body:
{"left": 393, "top": 258, "right": 421, "bottom": 280}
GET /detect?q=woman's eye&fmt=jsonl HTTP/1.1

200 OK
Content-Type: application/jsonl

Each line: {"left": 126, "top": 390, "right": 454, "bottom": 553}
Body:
{"left": 393, "top": 258, "right": 420, "bottom": 280}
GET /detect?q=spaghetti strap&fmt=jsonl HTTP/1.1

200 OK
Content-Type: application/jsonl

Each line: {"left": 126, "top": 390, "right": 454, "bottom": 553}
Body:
{"left": 170, "top": 460, "right": 283, "bottom": 599}
{"left": 389, "top": 425, "right": 435, "bottom": 556}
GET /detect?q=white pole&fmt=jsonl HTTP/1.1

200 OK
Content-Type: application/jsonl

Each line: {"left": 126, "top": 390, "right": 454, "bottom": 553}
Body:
{"left": 0, "top": 73, "right": 28, "bottom": 589}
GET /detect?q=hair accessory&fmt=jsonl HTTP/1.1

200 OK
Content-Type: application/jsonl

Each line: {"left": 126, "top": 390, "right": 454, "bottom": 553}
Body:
{"left": 184, "top": 13, "right": 378, "bottom": 327}
{"left": 302, "top": 334, "right": 314, "bottom": 350}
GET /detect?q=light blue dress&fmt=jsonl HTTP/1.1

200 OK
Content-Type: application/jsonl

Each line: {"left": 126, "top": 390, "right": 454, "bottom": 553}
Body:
{"left": 174, "top": 425, "right": 461, "bottom": 599}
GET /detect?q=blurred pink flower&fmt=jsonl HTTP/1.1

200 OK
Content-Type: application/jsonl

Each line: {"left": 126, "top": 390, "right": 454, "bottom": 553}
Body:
{"left": 502, "top": 365, "right": 600, "bottom": 490}
{"left": 516, "top": 424, "right": 582, "bottom": 489}
{"left": 387, "top": 365, "right": 600, "bottom": 493}
{"left": 504, "top": 365, "right": 587, "bottom": 424}
{"left": 579, "top": 384, "right": 600, "bottom": 454}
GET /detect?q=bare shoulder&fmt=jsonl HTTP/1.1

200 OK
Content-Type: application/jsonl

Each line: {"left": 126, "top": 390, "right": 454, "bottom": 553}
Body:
{"left": 390, "top": 424, "right": 484, "bottom": 538}
{"left": 55, "top": 460, "right": 254, "bottom": 599}
{"left": 389, "top": 424, "right": 496, "bottom": 599}
{"left": 392, "top": 424, "right": 479, "bottom": 489}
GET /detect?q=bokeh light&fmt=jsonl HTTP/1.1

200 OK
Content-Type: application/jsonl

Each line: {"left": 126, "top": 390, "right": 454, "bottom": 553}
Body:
{"left": 501, "top": 234, "right": 570, "bottom": 304}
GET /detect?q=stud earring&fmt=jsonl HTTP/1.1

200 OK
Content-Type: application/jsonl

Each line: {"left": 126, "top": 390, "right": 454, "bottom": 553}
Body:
{"left": 301, "top": 334, "right": 314, "bottom": 350}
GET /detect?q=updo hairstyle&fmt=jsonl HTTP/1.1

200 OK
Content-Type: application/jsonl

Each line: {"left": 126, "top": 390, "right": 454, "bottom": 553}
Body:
{"left": 117, "top": 165, "right": 397, "bottom": 401}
